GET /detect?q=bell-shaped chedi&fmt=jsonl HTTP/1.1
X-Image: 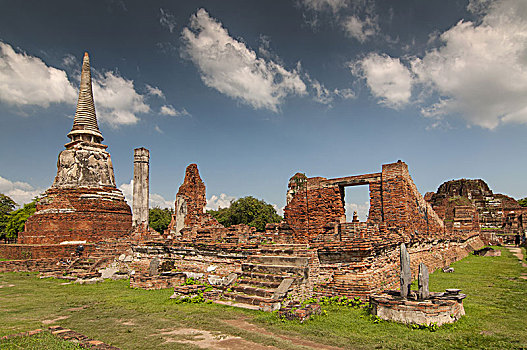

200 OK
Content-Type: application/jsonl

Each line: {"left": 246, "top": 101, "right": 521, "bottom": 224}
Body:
{"left": 19, "top": 53, "right": 132, "bottom": 244}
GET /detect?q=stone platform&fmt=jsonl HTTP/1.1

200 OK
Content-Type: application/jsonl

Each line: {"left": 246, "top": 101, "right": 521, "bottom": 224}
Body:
{"left": 370, "top": 289, "right": 466, "bottom": 326}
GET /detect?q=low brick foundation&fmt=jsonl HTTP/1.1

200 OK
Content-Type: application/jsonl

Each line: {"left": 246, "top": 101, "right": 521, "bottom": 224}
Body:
{"left": 0, "top": 243, "right": 96, "bottom": 260}
{"left": 370, "top": 291, "right": 465, "bottom": 326}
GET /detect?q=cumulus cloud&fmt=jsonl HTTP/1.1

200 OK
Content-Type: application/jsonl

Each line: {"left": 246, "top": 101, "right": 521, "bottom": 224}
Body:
{"left": 345, "top": 201, "right": 369, "bottom": 222}
{"left": 342, "top": 14, "right": 379, "bottom": 43}
{"left": 91, "top": 70, "right": 150, "bottom": 126}
{"left": 181, "top": 9, "right": 307, "bottom": 112}
{"left": 0, "top": 41, "right": 165, "bottom": 127}
{"left": 353, "top": 53, "right": 413, "bottom": 108}
{"left": 160, "top": 8, "right": 177, "bottom": 33}
{"left": 410, "top": 0, "right": 527, "bottom": 129}
{"left": 0, "top": 176, "right": 44, "bottom": 207}
{"left": 146, "top": 84, "right": 165, "bottom": 99}
{"left": 119, "top": 180, "right": 173, "bottom": 209}
{"left": 0, "top": 42, "right": 77, "bottom": 107}
{"left": 206, "top": 193, "right": 236, "bottom": 211}
{"left": 159, "top": 104, "right": 190, "bottom": 117}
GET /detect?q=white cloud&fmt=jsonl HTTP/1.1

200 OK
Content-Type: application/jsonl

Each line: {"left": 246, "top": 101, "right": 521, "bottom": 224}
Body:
{"left": 309, "top": 77, "right": 355, "bottom": 105}
{"left": 345, "top": 201, "right": 369, "bottom": 222}
{"left": 410, "top": 0, "right": 527, "bottom": 129}
{"left": 181, "top": 9, "right": 307, "bottom": 112}
{"left": 0, "top": 176, "right": 44, "bottom": 207}
{"left": 119, "top": 180, "right": 173, "bottom": 209}
{"left": 154, "top": 125, "right": 163, "bottom": 134}
{"left": 0, "top": 42, "right": 77, "bottom": 107}
{"left": 159, "top": 104, "right": 190, "bottom": 117}
{"left": 92, "top": 70, "right": 150, "bottom": 126}
{"left": 300, "top": 0, "right": 348, "bottom": 13}
{"left": 160, "top": 8, "right": 177, "bottom": 33}
{"left": 146, "top": 84, "right": 165, "bottom": 99}
{"left": 342, "top": 15, "right": 379, "bottom": 43}
{"left": 0, "top": 41, "right": 163, "bottom": 127}
{"left": 353, "top": 53, "right": 413, "bottom": 108}
{"left": 206, "top": 193, "right": 236, "bottom": 211}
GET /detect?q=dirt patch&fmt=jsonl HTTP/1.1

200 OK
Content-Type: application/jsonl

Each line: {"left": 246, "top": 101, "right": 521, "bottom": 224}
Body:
{"left": 0, "top": 284, "right": 15, "bottom": 288}
{"left": 42, "top": 315, "right": 69, "bottom": 325}
{"left": 156, "top": 328, "right": 278, "bottom": 349}
{"left": 66, "top": 305, "right": 88, "bottom": 312}
{"left": 506, "top": 247, "right": 527, "bottom": 267}
{"left": 118, "top": 319, "right": 136, "bottom": 326}
{"left": 223, "top": 318, "right": 342, "bottom": 350}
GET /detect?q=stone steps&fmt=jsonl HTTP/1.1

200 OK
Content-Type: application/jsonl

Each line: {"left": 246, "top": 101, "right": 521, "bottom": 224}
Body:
{"left": 238, "top": 278, "right": 281, "bottom": 289}
{"left": 247, "top": 255, "right": 309, "bottom": 267}
{"left": 231, "top": 284, "right": 275, "bottom": 298}
{"left": 241, "top": 263, "right": 308, "bottom": 281}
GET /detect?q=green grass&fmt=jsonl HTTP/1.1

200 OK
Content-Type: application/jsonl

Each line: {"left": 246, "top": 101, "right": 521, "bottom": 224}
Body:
{"left": 0, "top": 246, "right": 525, "bottom": 349}
{"left": 0, "top": 331, "right": 84, "bottom": 349}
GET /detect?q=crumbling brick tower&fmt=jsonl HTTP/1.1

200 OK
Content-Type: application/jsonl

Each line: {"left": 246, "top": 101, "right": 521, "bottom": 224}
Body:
{"left": 19, "top": 53, "right": 132, "bottom": 244}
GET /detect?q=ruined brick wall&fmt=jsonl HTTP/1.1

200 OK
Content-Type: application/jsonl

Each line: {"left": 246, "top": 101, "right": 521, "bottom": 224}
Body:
{"left": 0, "top": 243, "right": 96, "bottom": 260}
{"left": 427, "top": 179, "right": 526, "bottom": 236}
{"left": 20, "top": 187, "right": 132, "bottom": 244}
{"left": 284, "top": 161, "right": 444, "bottom": 242}
{"left": 381, "top": 161, "right": 444, "bottom": 238}
{"left": 284, "top": 174, "right": 345, "bottom": 241}
{"left": 312, "top": 235, "right": 483, "bottom": 299}
{"left": 0, "top": 258, "right": 64, "bottom": 273}
{"left": 167, "top": 164, "right": 220, "bottom": 237}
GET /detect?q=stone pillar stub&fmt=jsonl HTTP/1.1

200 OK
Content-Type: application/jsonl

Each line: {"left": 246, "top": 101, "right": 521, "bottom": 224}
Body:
{"left": 400, "top": 243, "right": 411, "bottom": 298}
{"left": 133, "top": 147, "right": 150, "bottom": 227}
{"left": 418, "top": 263, "right": 430, "bottom": 300}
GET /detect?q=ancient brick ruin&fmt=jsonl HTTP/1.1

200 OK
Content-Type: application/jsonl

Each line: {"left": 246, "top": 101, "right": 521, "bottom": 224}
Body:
{"left": 19, "top": 53, "right": 132, "bottom": 244}
{"left": 128, "top": 160, "right": 484, "bottom": 310}
{"left": 426, "top": 179, "right": 527, "bottom": 244}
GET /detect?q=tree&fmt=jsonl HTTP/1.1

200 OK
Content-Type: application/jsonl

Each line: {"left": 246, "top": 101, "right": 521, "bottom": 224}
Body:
{"left": 149, "top": 207, "right": 174, "bottom": 233}
{"left": 207, "top": 196, "right": 282, "bottom": 231}
{"left": 5, "top": 201, "right": 36, "bottom": 240}
{"left": 0, "top": 194, "right": 17, "bottom": 240}
{"left": 518, "top": 197, "right": 527, "bottom": 207}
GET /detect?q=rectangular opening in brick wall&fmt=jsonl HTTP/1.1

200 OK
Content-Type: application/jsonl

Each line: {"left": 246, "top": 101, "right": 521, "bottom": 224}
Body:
{"left": 344, "top": 186, "right": 370, "bottom": 222}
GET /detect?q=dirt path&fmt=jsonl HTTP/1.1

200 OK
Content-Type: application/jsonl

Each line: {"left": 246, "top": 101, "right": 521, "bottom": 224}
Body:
{"left": 506, "top": 246, "right": 527, "bottom": 280}
{"left": 506, "top": 246, "right": 527, "bottom": 267}
{"left": 155, "top": 327, "right": 279, "bottom": 349}
{"left": 223, "top": 318, "right": 343, "bottom": 350}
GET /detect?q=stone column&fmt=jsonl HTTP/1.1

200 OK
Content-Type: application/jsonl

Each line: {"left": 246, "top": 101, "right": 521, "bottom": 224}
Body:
{"left": 400, "top": 243, "right": 411, "bottom": 298}
{"left": 133, "top": 147, "right": 150, "bottom": 227}
{"left": 418, "top": 263, "right": 429, "bottom": 300}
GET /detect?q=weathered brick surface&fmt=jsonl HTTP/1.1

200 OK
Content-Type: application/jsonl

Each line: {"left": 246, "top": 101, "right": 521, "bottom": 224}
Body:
{"left": 0, "top": 258, "right": 63, "bottom": 273}
{"left": 0, "top": 243, "right": 95, "bottom": 260}
{"left": 20, "top": 187, "right": 132, "bottom": 244}
{"left": 284, "top": 161, "right": 444, "bottom": 242}
{"left": 426, "top": 178, "right": 527, "bottom": 242}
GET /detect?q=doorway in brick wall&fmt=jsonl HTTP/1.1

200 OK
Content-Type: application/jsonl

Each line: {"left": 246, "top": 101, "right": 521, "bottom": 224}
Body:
{"left": 344, "top": 186, "right": 370, "bottom": 222}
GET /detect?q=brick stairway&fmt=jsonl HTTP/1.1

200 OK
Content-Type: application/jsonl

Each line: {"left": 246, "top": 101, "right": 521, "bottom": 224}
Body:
{"left": 212, "top": 244, "right": 310, "bottom": 311}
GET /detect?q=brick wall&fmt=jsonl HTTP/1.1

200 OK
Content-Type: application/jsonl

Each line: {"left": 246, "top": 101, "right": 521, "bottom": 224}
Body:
{"left": 0, "top": 243, "right": 96, "bottom": 260}
{"left": 20, "top": 186, "right": 132, "bottom": 244}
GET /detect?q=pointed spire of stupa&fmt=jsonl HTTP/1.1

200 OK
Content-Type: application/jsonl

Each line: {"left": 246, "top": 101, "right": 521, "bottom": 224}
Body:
{"left": 67, "top": 52, "right": 103, "bottom": 143}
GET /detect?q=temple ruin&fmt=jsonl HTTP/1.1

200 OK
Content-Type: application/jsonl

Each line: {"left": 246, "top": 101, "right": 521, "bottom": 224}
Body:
{"left": 129, "top": 160, "right": 484, "bottom": 308}
{"left": 0, "top": 53, "right": 522, "bottom": 315}
{"left": 19, "top": 53, "right": 132, "bottom": 244}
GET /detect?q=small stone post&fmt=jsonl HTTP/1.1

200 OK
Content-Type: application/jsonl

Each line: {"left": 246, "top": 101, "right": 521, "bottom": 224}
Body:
{"left": 133, "top": 147, "right": 150, "bottom": 227}
{"left": 400, "top": 243, "right": 411, "bottom": 298}
{"left": 418, "top": 263, "right": 429, "bottom": 300}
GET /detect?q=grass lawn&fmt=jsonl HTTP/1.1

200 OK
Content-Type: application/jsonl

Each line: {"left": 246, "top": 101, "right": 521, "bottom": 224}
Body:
{"left": 0, "top": 331, "right": 84, "bottom": 349}
{"left": 0, "top": 246, "right": 525, "bottom": 349}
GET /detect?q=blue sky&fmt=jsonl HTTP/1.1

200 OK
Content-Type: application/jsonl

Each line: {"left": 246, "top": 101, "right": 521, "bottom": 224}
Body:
{"left": 0, "top": 0, "right": 526, "bottom": 220}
